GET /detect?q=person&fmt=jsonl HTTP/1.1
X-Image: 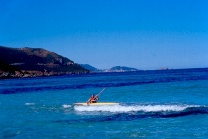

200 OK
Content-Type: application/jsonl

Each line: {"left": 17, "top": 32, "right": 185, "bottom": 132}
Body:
{"left": 87, "top": 94, "right": 98, "bottom": 104}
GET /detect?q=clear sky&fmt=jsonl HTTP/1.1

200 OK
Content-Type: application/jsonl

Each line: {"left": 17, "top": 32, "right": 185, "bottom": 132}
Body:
{"left": 0, "top": 0, "right": 208, "bottom": 70}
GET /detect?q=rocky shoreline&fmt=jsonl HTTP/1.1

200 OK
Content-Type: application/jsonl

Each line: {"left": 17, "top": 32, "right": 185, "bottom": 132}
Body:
{"left": 0, "top": 70, "right": 89, "bottom": 79}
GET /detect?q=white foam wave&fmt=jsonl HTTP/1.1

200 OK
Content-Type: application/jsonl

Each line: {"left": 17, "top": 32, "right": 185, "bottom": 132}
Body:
{"left": 74, "top": 104, "right": 192, "bottom": 113}
{"left": 62, "top": 104, "right": 71, "bottom": 109}
{"left": 25, "top": 103, "right": 35, "bottom": 106}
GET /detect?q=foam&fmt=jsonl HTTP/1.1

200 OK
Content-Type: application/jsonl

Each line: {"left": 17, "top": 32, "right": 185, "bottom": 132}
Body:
{"left": 74, "top": 104, "right": 194, "bottom": 113}
{"left": 25, "top": 103, "right": 35, "bottom": 106}
{"left": 62, "top": 104, "right": 72, "bottom": 109}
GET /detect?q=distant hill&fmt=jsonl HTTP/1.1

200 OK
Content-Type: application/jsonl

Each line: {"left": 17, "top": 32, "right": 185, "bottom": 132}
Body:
{"left": 0, "top": 46, "right": 89, "bottom": 78}
{"left": 80, "top": 64, "right": 139, "bottom": 72}
{"left": 80, "top": 64, "right": 98, "bottom": 71}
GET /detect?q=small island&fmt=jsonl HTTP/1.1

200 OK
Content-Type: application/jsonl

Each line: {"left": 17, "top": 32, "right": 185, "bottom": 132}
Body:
{"left": 107, "top": 66, "right": 139, "bottom": 72}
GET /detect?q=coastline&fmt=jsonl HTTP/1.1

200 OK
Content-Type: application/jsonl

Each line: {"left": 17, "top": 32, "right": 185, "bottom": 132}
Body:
{"left": 0, "top": 70, "right": 89, "bottom": 79}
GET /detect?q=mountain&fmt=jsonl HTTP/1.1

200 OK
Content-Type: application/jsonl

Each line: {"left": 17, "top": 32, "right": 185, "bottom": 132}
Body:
{"left": 80, "top": 64, "right": 98, "bottom": 71}
{"left": 0, "top": 46, "right": 89, "bottom": 78}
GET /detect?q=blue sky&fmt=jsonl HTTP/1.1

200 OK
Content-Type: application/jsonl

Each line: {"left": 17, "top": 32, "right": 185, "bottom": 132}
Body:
{"left": 0, "top": 0, "right": 208, "bottom": 70}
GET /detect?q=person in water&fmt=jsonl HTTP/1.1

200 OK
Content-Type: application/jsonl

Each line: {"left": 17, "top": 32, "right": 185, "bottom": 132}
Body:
{"left": 87, "top": 94, "right": 98, "bottom": 104}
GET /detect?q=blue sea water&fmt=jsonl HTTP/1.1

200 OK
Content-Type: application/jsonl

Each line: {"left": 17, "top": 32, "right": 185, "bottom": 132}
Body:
{"left": 1, "top": 68, "right": 208, "bottom": 138}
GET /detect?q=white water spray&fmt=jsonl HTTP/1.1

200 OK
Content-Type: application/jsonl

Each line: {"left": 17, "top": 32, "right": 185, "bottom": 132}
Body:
{"left": 74, "top": 104, "right": 197, "bottom": 113}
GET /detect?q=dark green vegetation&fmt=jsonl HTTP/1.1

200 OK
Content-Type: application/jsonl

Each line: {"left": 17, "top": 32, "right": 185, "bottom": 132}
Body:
{"left": 0, "top": 46, "right": 88, "bottom": 78}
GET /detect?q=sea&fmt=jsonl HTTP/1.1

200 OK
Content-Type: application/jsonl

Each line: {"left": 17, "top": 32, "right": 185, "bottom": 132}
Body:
{"left": 1, "top": 68, "right": 208, "bottom": 138}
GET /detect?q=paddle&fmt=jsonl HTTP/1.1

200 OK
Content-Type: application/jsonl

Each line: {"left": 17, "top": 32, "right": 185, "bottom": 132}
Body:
{"left": 87, "top": 88, "right": 105, "bottom": 104}
{"left": 95, "top": 88, "right": 105, "bottom": 97}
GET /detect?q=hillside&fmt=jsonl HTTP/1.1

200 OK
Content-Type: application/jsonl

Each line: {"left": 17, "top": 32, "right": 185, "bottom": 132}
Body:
{"left": 80, "top": 64, "right": 99, "bottom": 71}
{"left": 0, "top": 46, "right": 89, "bottom": 78}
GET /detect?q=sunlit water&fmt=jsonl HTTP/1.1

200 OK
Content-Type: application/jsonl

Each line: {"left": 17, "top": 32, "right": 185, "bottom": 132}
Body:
{"left": 1, "top": 69, "right": 208, "bottom": 138}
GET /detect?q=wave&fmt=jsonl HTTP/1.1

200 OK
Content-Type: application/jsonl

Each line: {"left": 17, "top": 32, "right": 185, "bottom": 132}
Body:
{"left": 52, "top": 104, "right": 208, "bottom": 125}
{"left": 72, "top": 104, "right": 208, "bottom": 121}
{"left": 0, "top": 81, "right": 154, "bottom": 94}
{"left": 2, "top": 69, "right": 208, "bottom": 94}
{"left": 54, "top": 104, "right": 208, "bottom": 124}
{"left": 74, "top": 104, "right": 190, "bottom": 113}
{"left": 0, "top": 80, "right": 197, "bottom": 94}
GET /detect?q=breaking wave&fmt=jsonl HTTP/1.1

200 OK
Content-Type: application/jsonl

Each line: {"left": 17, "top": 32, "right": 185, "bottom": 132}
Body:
{"left": 72, "top": 104, "right": 208, "bottom": 120}
{"left": 53, "top": 104, "right": 208, "bottom": 124}
{"left": 74, "top": 104, "right": 193, "bottom": 113}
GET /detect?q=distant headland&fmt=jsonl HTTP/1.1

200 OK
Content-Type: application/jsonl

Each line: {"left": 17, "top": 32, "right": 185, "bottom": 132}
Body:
{"left": 0, "top": 46, "right": 89, "bottom": 79}
{"left": 80, "top": 64, "right": 139, "bottom": 72}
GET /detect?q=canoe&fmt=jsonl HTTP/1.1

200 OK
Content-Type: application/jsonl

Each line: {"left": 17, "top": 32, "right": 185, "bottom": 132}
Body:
{"left": 73, "top": 102, "right": 119, "bottom": 106}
